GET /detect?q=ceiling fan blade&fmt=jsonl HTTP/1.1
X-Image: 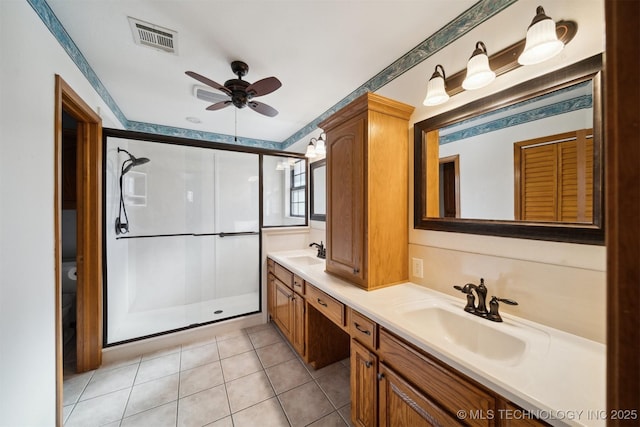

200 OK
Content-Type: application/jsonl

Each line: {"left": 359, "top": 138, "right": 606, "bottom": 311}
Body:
{"left": 248, "top": 101, "right": 278, "bottom": 117}
{"left": 206, "top": 100, "right": 233, "bottom": 111}
{"left": 185, "top": 71, "right": 232, "bottom": 96}
{"left": 246, "top": 77, "right": 282, "bottom": 97}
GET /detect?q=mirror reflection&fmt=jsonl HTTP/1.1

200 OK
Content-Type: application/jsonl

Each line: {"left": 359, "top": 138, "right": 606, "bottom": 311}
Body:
{"left": 263, "top": 155, "right": 307, "bottom": 226}
{"left": 310, "top": 159, "right": 326, "bottom": 221}
{"left": 414, "top": 54, "right": 604, "bottom": 244}
{"left": 432, "top": 80, "right": 593, "bottom": 222}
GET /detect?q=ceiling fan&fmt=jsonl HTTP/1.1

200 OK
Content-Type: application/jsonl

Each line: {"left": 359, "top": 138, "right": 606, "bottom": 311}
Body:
{"left": 186, "top": 61, "right": 282, "bottom": 117}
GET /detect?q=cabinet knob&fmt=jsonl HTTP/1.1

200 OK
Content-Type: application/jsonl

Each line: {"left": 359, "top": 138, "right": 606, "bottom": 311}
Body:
{"left": 365, "top": 360, "right": 372, "bottom": 368}
{"left": 353, "top": 268, "right": 360, "bottom": 274}
{"left": 377, "top": 373, "right": 385, "bottom": 381}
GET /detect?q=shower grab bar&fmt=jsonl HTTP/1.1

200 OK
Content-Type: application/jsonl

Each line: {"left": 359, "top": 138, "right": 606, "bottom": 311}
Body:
{"left": 116, "top": 231, "right": 259, "bottom": 240}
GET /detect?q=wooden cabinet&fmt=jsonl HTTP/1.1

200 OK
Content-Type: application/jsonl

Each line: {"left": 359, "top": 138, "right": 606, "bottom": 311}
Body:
{"left": 306, "top": 283, "right": 346, "bottom": 328}
{"left": 351, "top": 339, "right": 378, "bottom": 427}
{"left": 379, "top": 363, "right": 461, "bottom": 427}
{"left": 348, "top": 308, "right": 377, "bottom": 351}
{"left": 319, "top": 92, "right": 415, "bottom": 290}
{"left": 379, "top": 328, "right": 495, "bottom": 427}
{"left": 273, "top": 279, "right": 294, "bottom": 338}
{"left": 291, "top": 291, "right": 305, "bottom": 355}
{"left": 269, "top": 262, "right": 306, "bottom": 358}
{"left": 268, "top": 258, "right": 551, "bottom": 426}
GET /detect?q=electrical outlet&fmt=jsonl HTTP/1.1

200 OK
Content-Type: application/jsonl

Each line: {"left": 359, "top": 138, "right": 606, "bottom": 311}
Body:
{"left": 412, "top": 257, "right": 424, "bottom": 279}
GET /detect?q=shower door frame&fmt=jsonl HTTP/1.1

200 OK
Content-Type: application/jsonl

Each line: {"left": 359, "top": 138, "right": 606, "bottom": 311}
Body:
{"left": 101, "top": 128, "right": 306, "bottom": 346}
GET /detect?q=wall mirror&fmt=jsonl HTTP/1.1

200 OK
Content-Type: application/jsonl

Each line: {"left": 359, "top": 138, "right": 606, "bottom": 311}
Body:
{"left": 310, "top": 159, "right": 326, "bottom": 221}
{"left": 414, "top": 54, "right": 604, "bottom": 245}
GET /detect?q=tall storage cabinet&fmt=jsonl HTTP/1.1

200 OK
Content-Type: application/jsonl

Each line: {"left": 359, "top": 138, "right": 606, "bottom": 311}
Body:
{"left": 319, "top": 92, "right": 414, "bottom": 290}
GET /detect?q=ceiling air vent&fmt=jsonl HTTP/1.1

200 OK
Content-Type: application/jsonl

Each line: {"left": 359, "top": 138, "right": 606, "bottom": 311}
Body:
{"left": 193, "top": 85, "right": 230, "bottom": 103}
{"left": 128, "top": 17, "right": 177, "bottom": 54}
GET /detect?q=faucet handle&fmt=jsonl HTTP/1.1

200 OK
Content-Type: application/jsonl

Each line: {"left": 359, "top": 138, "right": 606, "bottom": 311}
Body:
{"left": 492, "top": 296, "right": 518, "bottom": 306}
{"left": 487, "top": 296, "right": 518, "bottom": 322}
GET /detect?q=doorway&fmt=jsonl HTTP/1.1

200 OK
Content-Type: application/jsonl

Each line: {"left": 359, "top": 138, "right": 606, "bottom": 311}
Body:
{"left": 438, "top": 155, "right": 460, "bottom": 218}
{"left": 54, "top": 75, "right": 103, "bottom": 424}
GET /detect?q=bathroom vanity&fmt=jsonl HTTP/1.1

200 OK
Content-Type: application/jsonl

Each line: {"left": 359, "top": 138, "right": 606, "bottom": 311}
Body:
{"left": 267, "top": 250, "right": 605, "bottom": 427}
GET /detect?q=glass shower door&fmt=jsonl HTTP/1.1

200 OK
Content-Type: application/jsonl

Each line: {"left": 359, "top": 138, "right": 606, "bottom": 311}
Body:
{"left": 105, "top": 136, "right": 260, "bottom": 344}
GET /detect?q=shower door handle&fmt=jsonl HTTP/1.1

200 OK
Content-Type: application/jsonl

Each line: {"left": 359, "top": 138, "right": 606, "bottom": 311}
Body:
{"left": 204, "top": 231, "right": 259, "bottom": 238}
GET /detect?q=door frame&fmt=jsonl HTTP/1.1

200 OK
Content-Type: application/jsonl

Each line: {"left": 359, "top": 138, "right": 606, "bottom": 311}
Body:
{"left": 605, "top": 0, "right": 640, "bottom": 421}
{"left": 54, "top": 75, "right": 103, "bottom": 423}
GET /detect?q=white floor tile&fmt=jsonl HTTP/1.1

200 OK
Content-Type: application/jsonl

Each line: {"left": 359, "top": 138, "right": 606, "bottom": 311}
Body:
{"left": 64, "top": 388, "right": 130, "bottom": 427}
{"left": 125, "top": 373, "right": 179, "bottom": 418}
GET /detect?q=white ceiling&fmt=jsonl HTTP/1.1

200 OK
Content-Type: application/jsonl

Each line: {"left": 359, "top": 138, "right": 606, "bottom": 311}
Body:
{"left": 47, "top": 0, "right": 479, "bottom": 145}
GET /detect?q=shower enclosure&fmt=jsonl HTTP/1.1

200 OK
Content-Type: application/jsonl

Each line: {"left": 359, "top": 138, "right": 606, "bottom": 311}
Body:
{"left": 104, "top": 133, "right": 263, "bottom": 344}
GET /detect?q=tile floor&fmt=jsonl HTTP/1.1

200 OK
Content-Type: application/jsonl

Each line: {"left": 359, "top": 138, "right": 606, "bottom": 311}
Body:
{"left": 63, "top": 322, "right": 354, "bottom": 427}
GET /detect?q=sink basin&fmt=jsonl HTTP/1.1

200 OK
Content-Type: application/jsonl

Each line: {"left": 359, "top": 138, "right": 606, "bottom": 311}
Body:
{"left": 397, "top": 303, "right": 529, "bottom": 365}
{"left": 286, "top": 255, "right": 324, "bottom": 266}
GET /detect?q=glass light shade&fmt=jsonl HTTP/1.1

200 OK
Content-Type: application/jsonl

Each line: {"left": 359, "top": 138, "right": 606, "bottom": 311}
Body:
{"left": 462, "top": 52, "right": 495, "bottom": 90}
{"left": 315, "top": 138, "right": 326, "bottom": 156}
{"left": 518, "top": 17, "right": 564, "bottom": 65}
{"left": 305, "top": 141, "right": 316, "bottom": 158}
{"left": 423, "top": 75, "right": 449, "bottom": 106}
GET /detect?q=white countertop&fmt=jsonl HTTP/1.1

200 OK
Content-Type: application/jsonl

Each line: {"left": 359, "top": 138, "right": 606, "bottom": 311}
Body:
{"left": 268, "top": 249, "right": 606, "bottom": 427}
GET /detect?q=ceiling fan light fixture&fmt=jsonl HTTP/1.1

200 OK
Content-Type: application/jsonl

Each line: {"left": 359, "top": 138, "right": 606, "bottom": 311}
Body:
{"left": 423, "top": 64, "right": 449, "bottom": 106}
{"left": 185, "top": 61, "right": 281, "bottom": 117}
{"left": 462, "top": 41, "right": 495, "bottom": 91}
{"left": 518, "top": 6, "right": 564, "bottom": 65}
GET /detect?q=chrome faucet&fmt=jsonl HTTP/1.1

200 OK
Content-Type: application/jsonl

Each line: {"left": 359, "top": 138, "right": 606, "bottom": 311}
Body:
{"left": 309, "top": 241, "right": 326, "bottom": 259}
{"left": 453, "top": 278, "right": 517, "bottom": 322}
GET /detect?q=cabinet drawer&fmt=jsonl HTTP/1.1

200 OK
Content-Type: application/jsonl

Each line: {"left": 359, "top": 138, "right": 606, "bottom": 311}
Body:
{"left": 348, "top": 308, "right": 377, "bottom": 350}
{"left": 293, "top": 274, "right": 305, "bottom": 296}
{"left": 379, "top": 329, "right": 495, "bottom": 427}
{"left": 267, "top": 258, "right": 275, "bottom": 272}
{"left": 306, "top": 284, "right": 345, "bottom": 327}
{"left": 274, "top": 262, "right": 293, "bottom": 288}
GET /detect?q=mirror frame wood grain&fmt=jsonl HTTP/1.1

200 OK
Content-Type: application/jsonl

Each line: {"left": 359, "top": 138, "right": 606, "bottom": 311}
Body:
{"left": 413, "top": 54, "right": 604, "bottom": 245}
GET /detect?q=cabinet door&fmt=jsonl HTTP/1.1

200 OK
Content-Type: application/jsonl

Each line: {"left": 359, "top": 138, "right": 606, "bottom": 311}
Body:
{"left": 274, "top": 280, "right": 293, "bottom": 339}
{"left": 326, "top": 117, "right": 366, "bottom": 285}
{"left": 291, "top": 293, "right": 305, "bottom": 356}
{"left": 267, "top": 273, "right": 275, "bottom": 319}
{"left": 379, "top": 364, "right": 461, "bottom": 427}
{"left": 351, "top": 339, "right": 378, "bottom": 427}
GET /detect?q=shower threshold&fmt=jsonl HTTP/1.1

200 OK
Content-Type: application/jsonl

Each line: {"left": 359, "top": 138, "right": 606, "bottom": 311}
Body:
{"left": 107, "top": 291, "right": 259, "bottom": 344}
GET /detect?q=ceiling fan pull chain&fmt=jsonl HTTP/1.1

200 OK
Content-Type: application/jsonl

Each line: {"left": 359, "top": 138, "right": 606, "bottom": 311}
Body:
{"left": 234, "top": 108, "right": 238, "bottom": 142}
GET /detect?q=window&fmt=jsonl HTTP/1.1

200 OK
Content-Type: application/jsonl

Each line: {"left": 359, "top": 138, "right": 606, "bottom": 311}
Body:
{"left": 290, "top": 159, "right": 306, "bottom": 217}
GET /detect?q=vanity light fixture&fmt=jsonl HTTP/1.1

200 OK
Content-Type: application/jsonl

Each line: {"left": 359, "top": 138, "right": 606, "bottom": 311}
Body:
{"left": 305, "top": 140, "right": 316, "bottom": 158}
{"left": 423, "top": 64, "right": 450, "bottom": 106}
{"left": 420, "top": 7, "right": 576, "bottom": 107}
{"left": 462, "top": 41, "right": 496, "bottom": 90}
{"left": 305, "top": 132, "right": 327, "bottom": 158}
{"left": 518, "top": 6, "right": 565, "bottom": 66}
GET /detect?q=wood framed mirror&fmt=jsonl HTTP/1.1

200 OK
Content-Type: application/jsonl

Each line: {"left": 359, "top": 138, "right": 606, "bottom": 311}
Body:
{"left": 414, "top": 54, "right": 604, "bottom": 245}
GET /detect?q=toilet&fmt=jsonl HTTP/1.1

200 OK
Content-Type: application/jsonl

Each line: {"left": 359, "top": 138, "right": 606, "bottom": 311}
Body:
{"left": 61, "top": 261, "right": 77, "bottom": 345}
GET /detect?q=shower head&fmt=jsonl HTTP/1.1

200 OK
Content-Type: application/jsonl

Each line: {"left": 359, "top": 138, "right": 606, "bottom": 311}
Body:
{"left": 118, "top": 148, "right": 151, "bottom": 174}
{"left": 115, "top": 147, "right": 151, "bottom": 235}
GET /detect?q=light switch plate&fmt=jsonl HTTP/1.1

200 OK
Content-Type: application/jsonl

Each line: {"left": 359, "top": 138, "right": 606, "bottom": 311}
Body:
{"left": 412, "top": 258, "right": 424, "bottom": 279}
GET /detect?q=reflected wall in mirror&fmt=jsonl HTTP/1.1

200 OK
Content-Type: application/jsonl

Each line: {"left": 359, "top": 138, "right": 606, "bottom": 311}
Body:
{"left": 263, "top": 155, "right": 308, "bottom": 227}
{"left": 414, "top": 54, "right": 604, "bottom": 244}
{"left": 310, "top": 159, "right": 326, "bottom": 221}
